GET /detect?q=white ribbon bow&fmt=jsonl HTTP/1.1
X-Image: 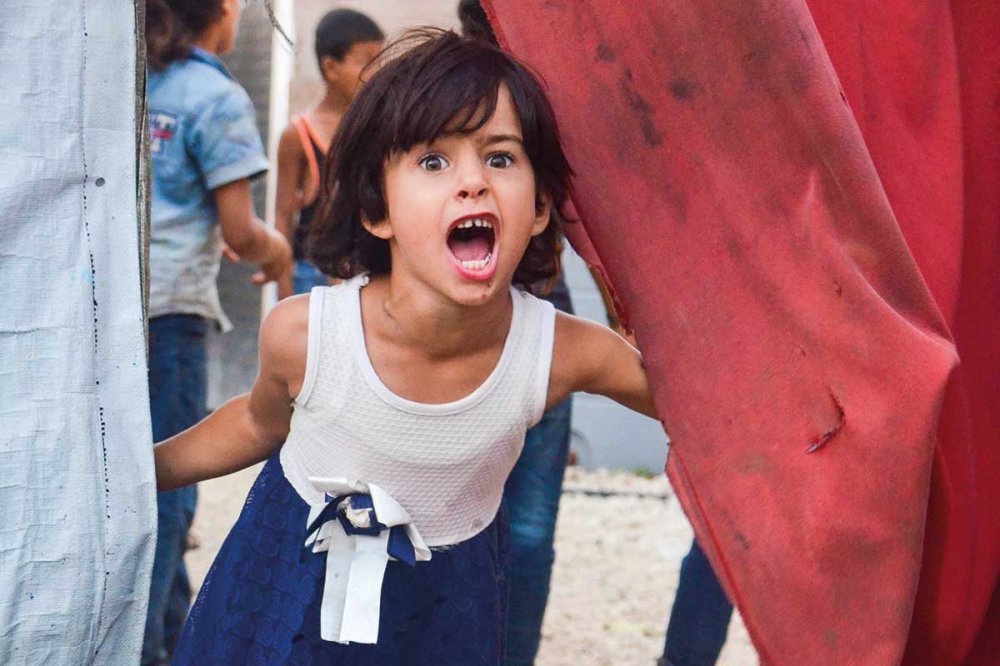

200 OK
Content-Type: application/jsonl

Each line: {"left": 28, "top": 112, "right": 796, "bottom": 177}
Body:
{"left": 305, "top": 477, "right": 431, "bottom": 644}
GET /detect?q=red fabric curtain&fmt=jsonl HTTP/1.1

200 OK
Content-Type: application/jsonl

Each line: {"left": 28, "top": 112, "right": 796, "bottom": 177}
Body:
{"left": 484, "top": 1, "right": 998, "bottom": 662}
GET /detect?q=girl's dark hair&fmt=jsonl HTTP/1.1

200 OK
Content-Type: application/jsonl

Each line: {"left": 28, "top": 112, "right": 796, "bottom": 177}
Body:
{"left": 314, "top": 9, "right": 385, "bottom": 65}
{"left": 309, "top": 29, "right": 573, "bottom": 289}
{"left": 145, "top": 0, "right": 224, "bottom": 71}
{"left": 457, "top": 0, "right": 497, "bottom": 44}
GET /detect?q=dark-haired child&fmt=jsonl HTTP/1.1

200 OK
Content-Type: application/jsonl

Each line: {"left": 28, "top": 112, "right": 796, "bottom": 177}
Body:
{"left": 275, "top": 9, "right": 384, "bottom": 298}
{"left": 143, "top": 0, "right": 292, "bottom": 663}
{"left": 157, "top": 30, "right": 655, "bottom": 664}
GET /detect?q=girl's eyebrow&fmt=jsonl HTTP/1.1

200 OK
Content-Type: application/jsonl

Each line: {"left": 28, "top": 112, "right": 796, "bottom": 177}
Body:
{"left": 480, "top": 133, "right": 523, "bottom": 146}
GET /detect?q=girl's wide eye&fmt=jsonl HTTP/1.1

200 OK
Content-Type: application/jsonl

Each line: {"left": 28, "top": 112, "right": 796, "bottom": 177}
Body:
{"left": 486, "top": 152, "right": 514, "bottom": 169}
{"left": 418, "top": 154, "right": 448, "bottom": 172}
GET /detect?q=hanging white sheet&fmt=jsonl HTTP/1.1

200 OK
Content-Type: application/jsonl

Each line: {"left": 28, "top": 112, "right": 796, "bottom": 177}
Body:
{"left": 0, "top": 2, "right": 154, "bottom": 663}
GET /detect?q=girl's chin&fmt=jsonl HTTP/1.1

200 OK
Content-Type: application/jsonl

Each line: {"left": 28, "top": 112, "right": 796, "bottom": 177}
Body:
{"left": 445, "top": 276, "right": 508, "bottom": 307}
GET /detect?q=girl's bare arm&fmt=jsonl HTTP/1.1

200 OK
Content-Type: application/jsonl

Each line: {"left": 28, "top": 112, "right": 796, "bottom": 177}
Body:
{"left": 548, "top": 311, "right": 658, "bottom": 419}
{"left": 154, "top": 296, "right": 309, "bottom": 490}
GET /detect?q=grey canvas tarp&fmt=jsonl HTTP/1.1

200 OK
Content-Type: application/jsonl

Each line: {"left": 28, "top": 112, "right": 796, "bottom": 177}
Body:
{"left": 0, "top": 1, "right": 155, "bottom": 663}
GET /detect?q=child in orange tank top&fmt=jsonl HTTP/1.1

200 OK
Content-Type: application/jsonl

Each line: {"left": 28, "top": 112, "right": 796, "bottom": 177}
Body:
{"left": 274, "top": 9, "right": 384, "bottom": 298}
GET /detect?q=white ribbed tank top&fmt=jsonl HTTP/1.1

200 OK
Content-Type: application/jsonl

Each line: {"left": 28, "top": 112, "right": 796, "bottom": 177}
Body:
{"left": 280, "top": 275, "right": 555, "bottom": 547}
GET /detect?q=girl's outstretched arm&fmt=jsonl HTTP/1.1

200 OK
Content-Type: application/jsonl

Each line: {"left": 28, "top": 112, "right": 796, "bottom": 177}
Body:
{"left": 154, "top": 296, "right": 309, "bottom": 491}
{"left": 549, "top": 311, "right": 658, "bottom": 419}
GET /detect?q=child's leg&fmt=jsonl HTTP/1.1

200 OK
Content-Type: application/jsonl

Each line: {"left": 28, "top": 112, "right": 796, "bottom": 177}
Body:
{"left": 502, "top": 396, "right": 573, "bottom": 665}
{"left": 163, "top": 526, "right": 193, "bottom": 656}
{"left": 660, "top": 539, "right": 733, "bottom": 666}
{"left": 142, "top": 315, "right": 207, "bottom": 665}
{"left": 144, "top": 489, "right": 189, "bottom": 665}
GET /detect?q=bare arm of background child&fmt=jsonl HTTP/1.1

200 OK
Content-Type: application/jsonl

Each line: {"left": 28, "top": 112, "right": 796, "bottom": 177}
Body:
{"left": 214, "top": 178, "right": 292, "bottom": 285}
{"left": 154, "top": 296, "right": 309, "bottom": 491}
{"left": 274, "top": 124, "right": 309, "bottom": 299}
{"left": 548, "top": 311, "right": 657, "bottom": 419}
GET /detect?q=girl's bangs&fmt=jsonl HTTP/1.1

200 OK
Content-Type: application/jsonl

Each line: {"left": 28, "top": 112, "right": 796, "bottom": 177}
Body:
{"left": 391, "top": 60, "right": 507, "bottom": 151}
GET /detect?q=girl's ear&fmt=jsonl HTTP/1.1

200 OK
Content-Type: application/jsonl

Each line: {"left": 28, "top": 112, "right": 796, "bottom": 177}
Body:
{"left": 531, "top": 192, "right": 552, "bottom": 237}
{"left": 362, "top": 217, "right": 394, "bottom": 240}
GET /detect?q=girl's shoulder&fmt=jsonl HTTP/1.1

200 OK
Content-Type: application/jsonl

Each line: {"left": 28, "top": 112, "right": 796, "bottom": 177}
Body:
{"left": 262, "top": 280, "right": 360, "bottom": 354}
{"left": 261, "top": 281, "right": 361, "bottom": 397}
{"left": 512, "top": 285, "right": 555, "bottom": 312}
{"left": 259, "top": 294, "right": 310, "bottom": 389}
{"left": 550, "top": 310, "right": 626, "bottom": 384}
{"left": 551, "top": 309, "right": 602, "bottom": 350}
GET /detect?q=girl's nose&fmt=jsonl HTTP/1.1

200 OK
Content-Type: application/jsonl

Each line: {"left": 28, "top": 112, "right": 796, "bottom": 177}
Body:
{"left": 457, "top": 185, "right": 488, "bottom": 200}
{"left": 456, "top": 163, "right": 489, "bottom": 200}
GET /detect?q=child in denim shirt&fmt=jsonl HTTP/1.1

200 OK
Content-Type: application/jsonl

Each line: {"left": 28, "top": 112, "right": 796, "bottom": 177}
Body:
{"left": 143, "top": 0, "right": 291, "bottom": 663}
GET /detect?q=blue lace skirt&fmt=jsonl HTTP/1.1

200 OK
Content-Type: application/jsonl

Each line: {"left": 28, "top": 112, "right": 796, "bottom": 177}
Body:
{"left": 173, "top": 455, "right": 509, "bottom": 665}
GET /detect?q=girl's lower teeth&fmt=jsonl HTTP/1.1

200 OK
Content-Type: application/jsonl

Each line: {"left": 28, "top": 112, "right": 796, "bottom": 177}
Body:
{"left": 460, "top": 254, "right": 492, "bottom": 271}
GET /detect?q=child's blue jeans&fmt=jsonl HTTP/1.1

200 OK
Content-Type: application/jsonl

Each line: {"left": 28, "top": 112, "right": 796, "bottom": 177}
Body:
{"left": 142, "top": 314, "right": 207, "bottom": 666}
{"left": 661, "top": 539, "right": 734, "bottom": 666}
{"left": 503, "top": 396, "right": 573, "bottom": 665}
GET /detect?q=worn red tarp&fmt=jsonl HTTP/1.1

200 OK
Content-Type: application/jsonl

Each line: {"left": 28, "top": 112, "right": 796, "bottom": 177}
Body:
{"left": 485, "top": 1, "right": 998, "bottom": 663}
{"left": 807, "top": 4, "right": 1000, "bottom": 663}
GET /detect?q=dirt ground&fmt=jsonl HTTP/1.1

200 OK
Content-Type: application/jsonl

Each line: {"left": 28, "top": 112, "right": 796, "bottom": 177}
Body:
{"left": 186, "top": 465, "right": 758, "bottom": 665}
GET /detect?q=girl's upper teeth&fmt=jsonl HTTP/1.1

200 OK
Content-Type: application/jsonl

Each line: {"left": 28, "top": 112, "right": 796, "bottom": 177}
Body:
{"left": 457, "top": 218, "right": 493, "bottom": 229}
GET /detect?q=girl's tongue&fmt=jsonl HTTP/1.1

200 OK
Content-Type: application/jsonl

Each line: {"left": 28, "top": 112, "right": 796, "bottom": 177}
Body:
{"left": 449, "top": 235, "right": 491, "bottom": 261}
{"left": 447, "top": 226, "right": 494, "bottom": 261}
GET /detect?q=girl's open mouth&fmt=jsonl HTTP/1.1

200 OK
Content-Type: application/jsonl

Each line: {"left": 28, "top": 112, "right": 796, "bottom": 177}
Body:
{"left": 446, "top": 215, "right": 497, "bottom": 279}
